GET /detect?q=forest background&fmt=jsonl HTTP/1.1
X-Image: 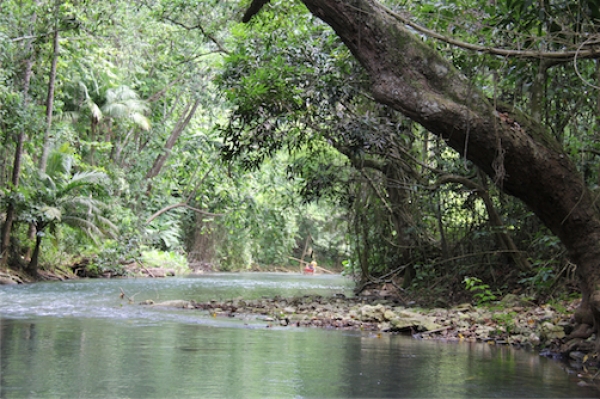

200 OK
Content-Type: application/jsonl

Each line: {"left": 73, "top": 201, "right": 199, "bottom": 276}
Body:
{"left": 1, "top": 0, "right": 599, "bottom": 305}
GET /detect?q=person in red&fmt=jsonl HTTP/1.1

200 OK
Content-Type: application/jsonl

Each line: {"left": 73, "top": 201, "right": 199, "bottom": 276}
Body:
{"left": 304, "top": 260, "right": 316, "bottom": 274}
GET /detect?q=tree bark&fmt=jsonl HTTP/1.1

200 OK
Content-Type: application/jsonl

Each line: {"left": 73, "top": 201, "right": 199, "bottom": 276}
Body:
{"left": 530, "top": 60, "right": 547, "bottom": 123}
{"left": 26, "top": 231, "right": 43, "bottom": 277}
{"left": 263, "top": 0, "right": 600, "bottom": 342}
{"left": 145, "top": 99, "right": 201, "bottom": 179}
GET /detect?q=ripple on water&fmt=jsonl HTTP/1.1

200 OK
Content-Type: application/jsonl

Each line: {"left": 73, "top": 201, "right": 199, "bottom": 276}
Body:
{"left": 0, "top": 274, "right": 354, "bottom": 326}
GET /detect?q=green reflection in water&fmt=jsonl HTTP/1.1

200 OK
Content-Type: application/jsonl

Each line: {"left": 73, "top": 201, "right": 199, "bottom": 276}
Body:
{"left": 0, "top": 275, "right": 597, "bottom": 398}
{"left": 1, "top": 317, "right": 596, "bottom": 398}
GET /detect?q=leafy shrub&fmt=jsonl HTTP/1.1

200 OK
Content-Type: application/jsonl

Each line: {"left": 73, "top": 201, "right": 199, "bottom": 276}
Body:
{"left": 464, "top": 276, "right": 497, "bottom": 305}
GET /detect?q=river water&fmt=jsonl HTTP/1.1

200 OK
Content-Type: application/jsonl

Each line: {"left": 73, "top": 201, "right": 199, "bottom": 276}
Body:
{"left": 0, "top": 273, "right": 596, "bottom": 398}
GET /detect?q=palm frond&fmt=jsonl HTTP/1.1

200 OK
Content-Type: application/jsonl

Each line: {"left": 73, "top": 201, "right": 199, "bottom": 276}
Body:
{"left": 102, "top": 85, "right": 149, "bottom": 126}
{"left": 59, "top": 197, "right": 100, "bottom": 214}
{"left": 59, "top": 171, "right": 108, "bottom": 194}
{"left": 130, "top": 112, "right": 151, "bottom": 131}
{"left": 41, "top": 206, "right": 62, "bottom": 222}
{"left": 122, "top": 99, "right": 149, "bottom": 114}
{"left": 71, "top": 171, "right": 108, "bottom": 185}
{"left": 90, "top": 101, "right": 103, "bottom": 122}
{"left": 79, "top": 81, "right": 91, "bottom": 99}
{"left": 45, "top": 148, "right": 74, "bottom": 180}
{"left": 102, "top": 102, "right": 129, "bottom": 118}
{"left": 79, "top": 82, "right": 103, "bottom": 121}
{"left": 46, "top": 152, "right": 67, "bottom": 179}
{"left": 59, "top": 110, "right": 80, "bottom": 123}
{"left": 62, "top": 216, "right": 104, "bottom": 238}
{"left": 96, "top": 215, "right": 119, "bottom": 238}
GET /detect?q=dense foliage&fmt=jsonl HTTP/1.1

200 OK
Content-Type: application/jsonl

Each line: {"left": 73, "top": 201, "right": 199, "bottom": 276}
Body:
{"left": 1, "top": 0, "right": 598, "bottom": 305}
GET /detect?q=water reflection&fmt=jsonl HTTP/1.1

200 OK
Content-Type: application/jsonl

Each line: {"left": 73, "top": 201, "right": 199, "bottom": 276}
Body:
{"left": 0, "top": 275, "right": 596, "bottom": 398}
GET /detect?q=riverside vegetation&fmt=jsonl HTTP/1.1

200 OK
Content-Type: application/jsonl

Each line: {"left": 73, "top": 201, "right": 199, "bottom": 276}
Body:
{"left": 3, "top": 0, "right": 600, "bottom": 389}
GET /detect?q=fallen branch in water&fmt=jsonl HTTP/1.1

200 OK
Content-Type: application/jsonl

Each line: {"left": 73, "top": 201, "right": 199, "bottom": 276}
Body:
{"left": 119, "top": 287, "right": 140, "bottom": 303}
{"left": 314, "top": 265, "right": 334, "bottom": 274}
{"left": 141, "top": 266, "right": 155, "bottom": 278}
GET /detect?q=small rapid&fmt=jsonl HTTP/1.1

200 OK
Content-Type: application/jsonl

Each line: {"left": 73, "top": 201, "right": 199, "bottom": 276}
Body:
{"left": 0, "top": 273, "right": 353, "bottom": 326}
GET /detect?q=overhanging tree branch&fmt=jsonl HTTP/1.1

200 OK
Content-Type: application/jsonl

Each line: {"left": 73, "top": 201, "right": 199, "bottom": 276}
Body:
{"left": 242, "top": 0, "right": 600, "bottom": 345}
{"left": 241, "top": 0, "right": 600, "bottom": 61}
{"left": 382, "top": 6, "right": 600, "bottom": 61}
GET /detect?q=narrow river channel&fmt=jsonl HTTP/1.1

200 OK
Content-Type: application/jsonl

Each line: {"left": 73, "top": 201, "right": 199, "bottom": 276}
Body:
{"left": 0, "top": 273, "right": 596, "bottom": 398}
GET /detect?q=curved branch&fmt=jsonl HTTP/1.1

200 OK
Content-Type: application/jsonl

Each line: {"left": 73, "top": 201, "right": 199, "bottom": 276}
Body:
{"left": 574, "top": 36, "right": 600, "bottom": 90}
{"left": 383, "top": 6, "right": 600, "bottom": 61}
{"left": 183, "top": 204, "right": 224, "bottom": 217}
{"left": 162, "top": 17, "right": 229, "bottom": 55}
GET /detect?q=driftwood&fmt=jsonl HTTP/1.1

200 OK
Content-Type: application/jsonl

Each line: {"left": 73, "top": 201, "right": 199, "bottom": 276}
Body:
{"left": 119, "top": 287, "right": 140, "bottom": 303}
{"left": 313, "top": 265, "right": 334, "bottom": 274}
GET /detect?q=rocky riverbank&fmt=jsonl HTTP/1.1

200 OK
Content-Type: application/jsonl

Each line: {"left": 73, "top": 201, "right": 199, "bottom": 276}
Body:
{"left": 139, "top": 292, "right": 596, "bottom": 372}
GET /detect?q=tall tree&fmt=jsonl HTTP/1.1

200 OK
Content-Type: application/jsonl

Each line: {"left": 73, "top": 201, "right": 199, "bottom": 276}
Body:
{"left": 39, "top": 0, "right": 61, "bottom": 172}
{"left": 242, "top": 0, "right": 600, "bottom": 347}
{"left": 0, "top": 12, "right": 37, "bottom": 264}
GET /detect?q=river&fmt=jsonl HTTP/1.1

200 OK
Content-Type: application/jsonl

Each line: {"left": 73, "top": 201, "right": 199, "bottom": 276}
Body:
{"left": 0, "top": 273, "right": 596, "bottom": 398}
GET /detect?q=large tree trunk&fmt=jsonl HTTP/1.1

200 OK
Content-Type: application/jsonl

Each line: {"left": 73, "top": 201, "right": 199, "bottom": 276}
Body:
{"left": 261, "top": 0, "right": 600, "bottom": 342}
{"left": 303, "top": 0, "right": 600, "bottom": 337}
{"left": 26, "top": 232, "right": 43, "bottom": 277}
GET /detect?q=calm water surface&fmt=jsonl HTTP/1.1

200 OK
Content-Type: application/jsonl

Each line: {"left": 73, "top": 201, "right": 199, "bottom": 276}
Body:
{"left": 0, "top": 273, "right": 596, "bottom": 398}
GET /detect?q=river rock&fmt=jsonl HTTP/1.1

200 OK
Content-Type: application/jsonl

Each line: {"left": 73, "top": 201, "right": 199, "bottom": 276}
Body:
{"left": 383, "top": 310, "right": 396, "bottom": 321}
{"left": 396, "top": 309, "right": 422, "bottom": 319}
{"left": 360, "top": 304, "right": 386, "bottom": 321}
{"left": 0, "top": 277, "right": 17, "bottom": 285}
{"left": 390, "top": 316, "right": 442, "bottom": 332}
{"left": 151, "top": 300, "right": 194, "bottom": 308}
{"left": 388, "top": 318, "right": 418, "bottom": 332}
{"left": 528, "top": 332, "right": 541, "bottom": 345}
{"left": 474, "top": 325, "right": 495, "bottom": 338}
{"left": 539, "top": 322, "right": 565, "bottom": 339}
